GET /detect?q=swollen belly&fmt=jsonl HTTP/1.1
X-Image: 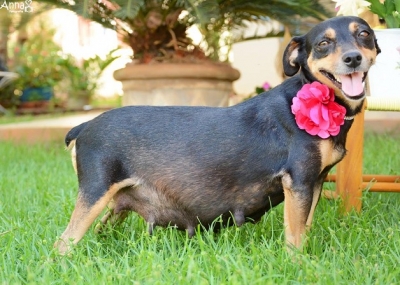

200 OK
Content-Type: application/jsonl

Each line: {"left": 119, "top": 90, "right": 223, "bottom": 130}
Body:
{"left": 112, "top": 179, "right": 284, "bottom": 232}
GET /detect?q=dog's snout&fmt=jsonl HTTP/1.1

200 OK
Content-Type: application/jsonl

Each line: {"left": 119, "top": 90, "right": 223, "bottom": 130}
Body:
{"left": 342, "top": 51, "right": 362, "bottom": 68}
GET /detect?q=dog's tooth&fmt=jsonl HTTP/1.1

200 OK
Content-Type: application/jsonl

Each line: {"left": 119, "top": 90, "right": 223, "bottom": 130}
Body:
{"left": 334, "top": 74, "right": 341, "bottom": 83}
{"left": 234, "top": 209, "right": 245, "bottom": 226}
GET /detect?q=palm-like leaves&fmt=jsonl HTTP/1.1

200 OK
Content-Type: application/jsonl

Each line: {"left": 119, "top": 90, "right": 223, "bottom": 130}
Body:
{"left": 60, "top": 48, "right": 121, "bottom": 96}
{"left": 38, "top": 0, "right": 331, "bottom": 62}
{"left": 366, "top": 0, "right": 400, "bottom": 28}
{"left": 113, "top": 0, "right": 144, "bottom": 20}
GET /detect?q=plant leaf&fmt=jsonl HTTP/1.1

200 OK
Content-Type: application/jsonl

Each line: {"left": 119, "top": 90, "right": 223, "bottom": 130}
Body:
{"left": 113, "top": 0, "right": 144, "bottom": 20}
{"left": 182, "top": 0, "right": 220, "bottom": 26}
{"left": 367, "top": 0, "right": 387, "bottom": 18}
{"left": 394, "top": 0, "right": 400, "bottom": 14}
{"left": 384, "top": 0, "right": 396, "bottom": 15}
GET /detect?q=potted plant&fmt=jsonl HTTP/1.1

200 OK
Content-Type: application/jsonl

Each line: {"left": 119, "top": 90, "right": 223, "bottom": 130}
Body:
{"left": 41, "top": 0, "right": 330, "bottom": 106}
{"left": 367, "top": 0, "right": 400, "bottom": 28}
{"left": 8, "top": 25, "right": 64, "bottom": 109}
{"left": 334, "top": 0, "right": 400, "bottom": 98}
{"left": 60, "top": 49, "right": 121, "bottom": 110}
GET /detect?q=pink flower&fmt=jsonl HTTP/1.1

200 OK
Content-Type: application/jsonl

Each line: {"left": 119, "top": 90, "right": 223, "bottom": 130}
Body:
{"left": 291, "top": 81, "right": 346, "bottom": 138}
{"left": 262, "top": 82, "right": 271, "bottom": 90}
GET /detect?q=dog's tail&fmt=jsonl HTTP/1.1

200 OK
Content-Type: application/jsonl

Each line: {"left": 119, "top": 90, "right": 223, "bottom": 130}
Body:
{"left": 65, "top": 122, "right": 88, "bottom": 150}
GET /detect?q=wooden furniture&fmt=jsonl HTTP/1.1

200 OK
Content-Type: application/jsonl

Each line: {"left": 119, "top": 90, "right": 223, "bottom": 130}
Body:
{"left": 324, "top": 97, "right": 400, "bottom": 213}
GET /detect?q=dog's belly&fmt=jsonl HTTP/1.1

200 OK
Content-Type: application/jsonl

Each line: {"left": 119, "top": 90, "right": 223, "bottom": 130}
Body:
{"left": 113, "top": 178, "right": 284, "bottom": 232}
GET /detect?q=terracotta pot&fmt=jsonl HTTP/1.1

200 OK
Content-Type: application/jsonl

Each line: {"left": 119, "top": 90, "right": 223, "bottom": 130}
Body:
{"left": 18, "top": 100, "right": 50, "bottom": 109}
{"left": 114, "top": 62, "right": 240, "bottom": 107}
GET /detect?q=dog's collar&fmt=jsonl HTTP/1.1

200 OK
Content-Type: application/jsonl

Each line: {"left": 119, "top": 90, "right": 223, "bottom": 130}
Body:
{"left": 344, "top": 115, "right": 355, "bottom": 121}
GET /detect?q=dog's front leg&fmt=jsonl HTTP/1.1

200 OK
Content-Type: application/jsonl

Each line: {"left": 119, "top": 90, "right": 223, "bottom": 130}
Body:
{"left": 282, "top": 173, "right": 313, "bottom": 250}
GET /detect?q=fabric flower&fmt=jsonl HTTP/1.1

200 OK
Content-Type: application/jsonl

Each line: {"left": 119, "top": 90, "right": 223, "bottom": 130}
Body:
{"left": 291, "top": 81, "right": 346, "bottom": 139}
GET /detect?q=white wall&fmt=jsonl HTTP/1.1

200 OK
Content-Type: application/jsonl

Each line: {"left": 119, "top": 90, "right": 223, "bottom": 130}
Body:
{"left": 50, "top": 9, "right": 131, "bottom": 97}
{"left": 231, "top": 37, "right": 283, "bottom": 98}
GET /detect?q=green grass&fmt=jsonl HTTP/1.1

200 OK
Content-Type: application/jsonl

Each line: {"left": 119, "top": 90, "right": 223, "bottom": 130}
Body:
{"left": 1, "top": 132, "right": 399, "bottom": 284}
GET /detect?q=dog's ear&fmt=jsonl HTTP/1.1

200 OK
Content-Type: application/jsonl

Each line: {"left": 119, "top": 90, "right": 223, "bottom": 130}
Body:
{"left": 374, "top": 36, "right": 381, "bottom": 55}
{"left": 283, "top": 36, "right": 304, "bottom": 76}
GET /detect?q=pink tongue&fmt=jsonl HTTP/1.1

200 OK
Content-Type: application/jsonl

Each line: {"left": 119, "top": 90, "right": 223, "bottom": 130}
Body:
{"left": 339, "top": 72, "right": 364, "bottom": 96}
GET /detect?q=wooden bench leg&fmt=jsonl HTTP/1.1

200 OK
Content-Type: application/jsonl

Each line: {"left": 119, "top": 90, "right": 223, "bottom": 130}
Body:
{"left": 335, "top": 107, "right": 365, "bottom": 213}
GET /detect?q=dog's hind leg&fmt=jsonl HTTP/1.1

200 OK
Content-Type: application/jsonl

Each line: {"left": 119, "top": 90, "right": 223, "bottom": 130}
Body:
{"left": 94, "top": 199, "right": 130, "bottom": 234}
{"left": 54, "top": 179, "right": 135, "bottom": 254}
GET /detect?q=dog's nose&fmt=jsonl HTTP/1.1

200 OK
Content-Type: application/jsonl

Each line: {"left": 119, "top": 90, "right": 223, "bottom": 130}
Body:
{"left": 342, "top": 51, "right": 362, "bottom": 68}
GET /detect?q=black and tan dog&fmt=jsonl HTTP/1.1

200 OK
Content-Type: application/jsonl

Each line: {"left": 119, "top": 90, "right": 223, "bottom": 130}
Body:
{"left": 55, "top": 16, "right": 380, "bottom": 254}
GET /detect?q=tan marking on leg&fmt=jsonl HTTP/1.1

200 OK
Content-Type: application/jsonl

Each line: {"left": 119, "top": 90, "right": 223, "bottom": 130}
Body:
{"left": 283, "top": 189, "right": 307, "bottom": 249}
{"left": 305, "top": 185, "right": 322, "bottom": 229}
{"left": 282, "top": 174, "right": 308, "bottom": 250}
{"left": 67, "top": 139, "right": 77, "bottom": 174}
{"left": 54, "top": 178, "right": 136, "bottom": 254}
{"left": 54, "top": 195, "right": 90, "bottom": 254}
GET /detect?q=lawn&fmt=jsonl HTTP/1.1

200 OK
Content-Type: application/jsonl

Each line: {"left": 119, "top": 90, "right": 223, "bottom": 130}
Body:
{"left": 0, "top": 132, "right": 399, "bottom": 284}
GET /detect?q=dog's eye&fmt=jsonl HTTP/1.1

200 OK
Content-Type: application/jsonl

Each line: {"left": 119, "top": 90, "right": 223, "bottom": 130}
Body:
{"left": 359, "top": 31, "right": 370, "bottom": 37}
{"left": 318, "top": 40, "right": 329, "bottom": 47}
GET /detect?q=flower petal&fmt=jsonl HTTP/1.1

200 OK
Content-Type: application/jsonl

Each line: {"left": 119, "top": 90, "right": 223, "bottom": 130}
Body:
{"left": 291, "top": 81, "right": 345, "bottom": 138}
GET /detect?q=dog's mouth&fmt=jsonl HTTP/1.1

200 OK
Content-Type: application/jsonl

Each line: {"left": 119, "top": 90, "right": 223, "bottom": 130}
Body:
{"left": 320, "top": 70, "right": 367, "bottom": 99}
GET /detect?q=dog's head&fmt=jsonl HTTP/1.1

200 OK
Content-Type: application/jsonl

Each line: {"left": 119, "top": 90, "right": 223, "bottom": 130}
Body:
{"left": 283, "top": 16, "right": 380, "bottom": 111}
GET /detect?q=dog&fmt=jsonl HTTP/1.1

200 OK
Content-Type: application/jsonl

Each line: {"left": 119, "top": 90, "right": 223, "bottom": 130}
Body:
{"left": 54, "top": 16, "right": 380, "bottom": 254}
